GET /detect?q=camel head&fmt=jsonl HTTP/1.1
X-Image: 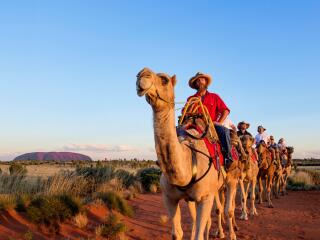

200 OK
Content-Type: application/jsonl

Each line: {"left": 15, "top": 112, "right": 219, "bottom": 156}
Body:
{"left": 240, "top": 135, "right": 254, "bottom": 152}
{"left": 286, "top": 146, "right": 294, "bottom": 161}
{"left": 136, "top": 67, "right": 177, "bottom": 111}
{"left": 256, "top": 141, "right": 269, "bottom": 169}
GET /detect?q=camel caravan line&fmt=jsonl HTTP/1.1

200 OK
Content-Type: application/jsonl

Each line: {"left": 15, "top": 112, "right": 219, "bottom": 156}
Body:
{"left": 136, "top": 68, "right": 294, "bottom": 240}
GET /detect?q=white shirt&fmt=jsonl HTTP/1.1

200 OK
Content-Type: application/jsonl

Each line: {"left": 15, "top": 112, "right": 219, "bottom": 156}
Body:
{"left": 222, "top": 117, "right": 235, "bottom": 130}
{"left": 255, "top": 132, "right": 270, "bottom": 145}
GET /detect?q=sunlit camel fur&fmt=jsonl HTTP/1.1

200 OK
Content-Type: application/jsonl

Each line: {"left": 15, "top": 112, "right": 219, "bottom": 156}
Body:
{"left": 256, "top": 141, "right": 277, "bottom": 208}
{"left": 238, "top": 135, "right": 259, "bottom": 220}
{"left": 281, "top": 147, "right": 294, "bottom": 195}
{"left": 136, "top": 67, "right": 226, "bottom": 240}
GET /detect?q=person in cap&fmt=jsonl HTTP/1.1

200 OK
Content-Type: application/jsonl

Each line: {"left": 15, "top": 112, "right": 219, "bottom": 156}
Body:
{"left": 237, "top": 121, "right": 252, "bottom": 137}
{"left": 268, "top": 135, "right": 278, "bottom": 160}
{"left": 185, "top": 72, "right": 233, "bottom": 169}
{"left": 254, "top": 125, "right": 270, "bottom": 146}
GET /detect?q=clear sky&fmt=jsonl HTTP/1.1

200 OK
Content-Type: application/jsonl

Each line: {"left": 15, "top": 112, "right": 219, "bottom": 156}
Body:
{"left": 0, "top": 0, "right": 319, "bottom": 160}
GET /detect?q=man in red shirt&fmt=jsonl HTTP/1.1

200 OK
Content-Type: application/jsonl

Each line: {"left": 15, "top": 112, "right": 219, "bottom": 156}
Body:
{"left": 186, "top": 72, "right": 233, "bottom": 168}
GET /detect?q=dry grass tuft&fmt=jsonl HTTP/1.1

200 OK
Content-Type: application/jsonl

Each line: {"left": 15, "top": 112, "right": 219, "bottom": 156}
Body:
{"left": 74, "top": 212, "right": 88, "bottom": 229}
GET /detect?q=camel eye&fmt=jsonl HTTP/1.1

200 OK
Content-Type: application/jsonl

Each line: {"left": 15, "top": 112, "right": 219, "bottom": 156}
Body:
{"left": 160, "top": 76, "right": 170, "bottom": 85}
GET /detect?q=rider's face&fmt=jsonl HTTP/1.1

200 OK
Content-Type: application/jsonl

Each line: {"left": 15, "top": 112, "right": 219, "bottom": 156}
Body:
{"left": 196, "top": 77, "right": 207, "bottom": 90}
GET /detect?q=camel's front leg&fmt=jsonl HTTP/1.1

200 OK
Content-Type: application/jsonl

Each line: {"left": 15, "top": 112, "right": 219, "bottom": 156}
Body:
{"left": 239, "top": 178, "right": 248, "bottom": 220}
{"left": 187, "top": 201, "right": 196, "bottom": 240}
{"left": 214, "top": 192, "right": 225, "bottom": 239}
{"left": 249, "top": 178, "right": 258, "bottom": 216}
{"left": 258, "top": 176, "right": 263, "bottom": 204}
{"left": 195, "top": 195, "right": 214, "bottom": 240}
{"left": 266, "top": 175, "right": 274, "bottom": 208}
{"left": 225, "top": 180, "right": 238, "bottom": 240}
{"left": 163, "top": 194, "right": 183, "bottom": 240}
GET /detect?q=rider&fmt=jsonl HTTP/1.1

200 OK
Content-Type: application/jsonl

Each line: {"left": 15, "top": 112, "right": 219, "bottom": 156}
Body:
{"left": 185, "top": 72, "right": 233, "bottom": 169}
{"left": 255, "top": 125, "right": 270, "bottom": 146}
{"left": 237, "top": 121, "right": 252, "bottom": 137}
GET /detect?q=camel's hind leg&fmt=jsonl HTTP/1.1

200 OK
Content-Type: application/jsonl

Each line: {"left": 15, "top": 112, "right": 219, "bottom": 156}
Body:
{"left": 163, "top": 194, "right": 183, "bottom": 240}
{"left": 258, "top": 176, "right": 263, "bottom": 204}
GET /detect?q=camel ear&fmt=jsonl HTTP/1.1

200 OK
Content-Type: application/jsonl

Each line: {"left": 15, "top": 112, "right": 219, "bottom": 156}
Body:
{"left": 171, "top": 75, "right": 177, "bottom": 86}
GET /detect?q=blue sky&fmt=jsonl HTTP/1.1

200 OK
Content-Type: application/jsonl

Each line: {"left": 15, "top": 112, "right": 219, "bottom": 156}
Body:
{"left": 0, "top": 0, "right": 319, "bottom": 160}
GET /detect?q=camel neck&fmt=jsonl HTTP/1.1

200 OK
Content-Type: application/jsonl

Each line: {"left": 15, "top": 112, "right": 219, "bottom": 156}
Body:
{"left": 153, "top": 108, "right": 192, "bottom": 186}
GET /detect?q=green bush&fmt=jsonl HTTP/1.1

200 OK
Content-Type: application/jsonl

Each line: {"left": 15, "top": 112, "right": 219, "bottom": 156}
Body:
{"left": 115, "top": 169, "right": 136, "bottom": 188}
{"left": 98, "top": 214, "right": 126, "bottom": 240}
{"left": 97, "top": 191, "right": 133, "bottom": 217}
{"left": 76, "top": 165, "right": 115, "bottom": 184}
{"left": 26, "top": 194, "right": 82, "bottom": 233}
{"left": 136, "top": 167, "right": 161, "bottom": 192}
{"left": 9, "top": 163, "right": 27, "bottom": 176}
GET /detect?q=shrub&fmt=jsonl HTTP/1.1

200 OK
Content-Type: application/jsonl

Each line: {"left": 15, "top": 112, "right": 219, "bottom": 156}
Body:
{"left": 287, "top": 171, "right": 319, "bottom": 190}
{"left": 136, "top": 167, "right": 161, "bottom": 192}
{"left": 23, "top": 230, "right": 33, "bottom": 240}
{"left": 9, "top": 163, "right": 27, "bottom": 176}
{"left": 26, "top": 194, "right": 82, "bottom": 233}
{"left": 115, "top": 169, "right": 136, "bottom": 188}
{"left": 76, "top": 165, "right": 115, "bottom": 184}
{"left": 0, "top": 194, "right": 16, "bottom": 211}
{"left": 97, "top": 191, "right": 133, "bottom": 217}
{"left": 97, "top": 214, "right": 126, "bottom": 240}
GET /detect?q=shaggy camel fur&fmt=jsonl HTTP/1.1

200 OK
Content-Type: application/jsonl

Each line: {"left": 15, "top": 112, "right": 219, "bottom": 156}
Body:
{"left": 256, "top": 141, "right": 277, "bottom": 208}
{"left": 281, "top": 147, "right": 294, "bottom": 195}
{"left": 136, "top": 67, "right": 225, "bottom": 240}
{"left": 238, "top": 135, "right": 259, "bottom": 220}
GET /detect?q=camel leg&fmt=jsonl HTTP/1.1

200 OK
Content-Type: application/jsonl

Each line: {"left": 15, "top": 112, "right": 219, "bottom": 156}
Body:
{"left": 187, "top": 201, "right": 196, "bottom": 240}
{"left": 213, "top": 192, "right": 225, "bottom": 239}
{"left": 249, "top": 178, "right": 258, "bottom": 216}
{"left": 195, "top": 195, "right": 214, "bottom": 240}
{"left": 204, "top": 215, "right": 211, "bottom": 240}
{"left": 232, "top": 190, "right": 239, "bottom": 231}
{"left": 220, "top": 188, "right": 226, "bottom": 224}
{"left": 163, "top": 194, "right": 183, "bottom": 240}
{"left": 225, "top": 180, "right": 237, "bottom": 240}
{"left": 239, "top": 178, "right": 248, "bottom": 220}
{"left": 266, "top": 175, "right": 274, "bottom": 208}
{"left": 258, "top": 176, "right": 263, "bottom": 204}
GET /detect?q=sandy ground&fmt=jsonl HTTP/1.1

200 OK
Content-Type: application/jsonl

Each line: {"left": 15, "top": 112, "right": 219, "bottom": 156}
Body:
{"left": 125, "top": 191, "right": 320, "bottom": 240}
{"left": 0, "top": 191, "right": 319, "bottom": 240}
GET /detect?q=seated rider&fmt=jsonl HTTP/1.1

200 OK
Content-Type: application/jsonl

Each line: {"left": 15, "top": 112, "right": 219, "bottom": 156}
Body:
{"left": 185, "top": 72, "right": 233, "bottom": 169}
{"left": 278, "top": 138, "right": 288, "bottom": 165}
{"left": 237, "top": 121, "right": 252, "bottom": 137}
{"left": 268, "top": 135, "right": 278, "bottom": 161}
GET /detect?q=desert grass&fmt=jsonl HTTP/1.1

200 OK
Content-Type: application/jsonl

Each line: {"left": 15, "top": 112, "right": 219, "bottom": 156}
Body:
{"left": 287, "top": 170, "right": 320, "bottom": 190}
{"left": 74, "top": 212, "right": 88, "bottom": 229}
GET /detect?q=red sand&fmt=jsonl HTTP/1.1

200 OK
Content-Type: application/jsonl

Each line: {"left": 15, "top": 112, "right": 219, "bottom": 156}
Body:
{"left": 125, "top": 191, "right": 320, "bottom": 240}
{"left": 0, "top": 191, "right": 319, "bottom": 240}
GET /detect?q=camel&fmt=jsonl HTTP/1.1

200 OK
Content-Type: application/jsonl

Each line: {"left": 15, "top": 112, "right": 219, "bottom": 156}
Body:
{"left": 281, "top": 147, "right": 294, "bottom": 195}
{"left": 272, "top": 147, "right": 283, "bottom": 198}
{"left": 238, "top": 135, "right": 259, "bottom": 220}
{"left": 136, "top": 67, "right": 226, "bottom": 240}
{"left": 256, "top": 141, "right": 277, "bottom": 208}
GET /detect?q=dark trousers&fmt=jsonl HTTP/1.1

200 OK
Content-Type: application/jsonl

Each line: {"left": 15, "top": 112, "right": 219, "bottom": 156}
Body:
{"left": 214, "top": 124, "right": 232, "bottom": 160}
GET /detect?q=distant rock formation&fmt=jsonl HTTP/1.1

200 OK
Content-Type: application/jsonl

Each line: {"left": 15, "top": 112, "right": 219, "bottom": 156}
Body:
{"left": 13, "top": 152, "right": 92, "bottom": 161}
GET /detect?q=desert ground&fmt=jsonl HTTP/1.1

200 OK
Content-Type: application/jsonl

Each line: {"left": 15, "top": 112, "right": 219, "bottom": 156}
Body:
{"left": 0, "top": 190, "right": 319, "bottom": 240}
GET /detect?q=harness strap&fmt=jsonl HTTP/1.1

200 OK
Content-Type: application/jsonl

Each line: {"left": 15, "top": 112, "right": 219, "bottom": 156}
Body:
{"left": 175, "top": 143, "right": 213, "bottom": 192}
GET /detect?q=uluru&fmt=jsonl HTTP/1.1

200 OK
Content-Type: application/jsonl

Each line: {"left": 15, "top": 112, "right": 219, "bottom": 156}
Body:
{"left": 13, "top": 152, "right": 92, "bottom": 161}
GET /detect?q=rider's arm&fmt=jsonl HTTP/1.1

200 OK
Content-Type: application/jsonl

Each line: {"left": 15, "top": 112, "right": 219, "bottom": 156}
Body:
{"left": 217, "top": 109, "right": 229, "bottom": 124}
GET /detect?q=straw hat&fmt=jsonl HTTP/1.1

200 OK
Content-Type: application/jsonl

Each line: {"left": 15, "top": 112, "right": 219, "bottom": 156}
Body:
{"left": 188, "top": 72, "right": 212, "bottom": 89}
{"left": 237, "top": 121, "right": 250, "bottom": 130}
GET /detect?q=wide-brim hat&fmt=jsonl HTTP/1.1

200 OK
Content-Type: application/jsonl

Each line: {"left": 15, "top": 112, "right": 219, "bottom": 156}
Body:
{"left": 257, "top": 125, "right": 266, "bottom": 131}
{"left": 237, "top": 121, "right": 250, "bottom": 130}
{"left": 188, "top": 72, "right": 212, "bottom": 89}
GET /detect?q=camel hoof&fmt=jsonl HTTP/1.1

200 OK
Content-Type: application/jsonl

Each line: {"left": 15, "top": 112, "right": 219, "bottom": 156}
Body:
{"left": 230, "top": 233, "right": 237, "bottom": 240}
{"left": 240, "top": 214, "right": 248, "bottom": 221}
{"left": 234, "top": 225, "right": 240, "bottom": 231}
{"left": 214, "top": 230, "right": 225, "bottom": 239}
{"left": 268, "top": 204, "right": 274, "bottom": 208}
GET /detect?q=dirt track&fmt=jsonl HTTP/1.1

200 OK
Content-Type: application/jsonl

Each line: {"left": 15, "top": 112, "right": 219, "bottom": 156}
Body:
{"left": 126, "top": 191, "right": 320, "bottom": 240}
